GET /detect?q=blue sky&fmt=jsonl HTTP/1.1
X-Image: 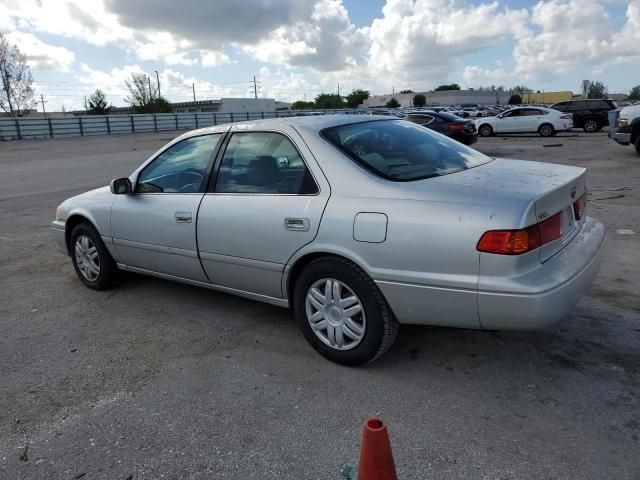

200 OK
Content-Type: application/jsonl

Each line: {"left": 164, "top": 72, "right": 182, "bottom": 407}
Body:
{"left": 1, "top": 0, "right": 638, "bottom": 110}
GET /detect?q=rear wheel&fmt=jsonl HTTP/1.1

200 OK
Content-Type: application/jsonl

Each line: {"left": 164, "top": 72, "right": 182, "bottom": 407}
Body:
{"left": 70, "top": 222, "right": 117, "bottom": 290}
{"left": 635, "top": 135, "right": 640, "bottom": 155}
{"left": 539, "top": 123, "right": 555, "bottom": 137}
{"left": 293, "top": 256, "right": 398, "bottom": 365}
{"left": 478, "top": 124, "right": 493, "bottom": 137}
{"left": 583, "top": 119, "right": 599, "bottom": 133}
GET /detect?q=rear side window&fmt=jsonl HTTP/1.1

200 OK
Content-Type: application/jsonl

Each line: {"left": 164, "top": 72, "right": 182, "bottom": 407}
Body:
{"left": 214, "top": 132, "right": 318, "bottom": 194}
{"left": 321, "top": 120, "right": 492, "bottom": 182}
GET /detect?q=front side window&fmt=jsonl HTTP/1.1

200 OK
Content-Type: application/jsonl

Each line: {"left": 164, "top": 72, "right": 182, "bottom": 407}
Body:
{"left": 321, "top": 120, "right": 492, "bottom": 182}
{"left": 214, "top": 132, "right": 318, "bottom": 194}
{"left": 136, "top": 134, "right": 221, "bottom": 193}
{"left": 502, "top": 109, "right": 521, "bottom": 118}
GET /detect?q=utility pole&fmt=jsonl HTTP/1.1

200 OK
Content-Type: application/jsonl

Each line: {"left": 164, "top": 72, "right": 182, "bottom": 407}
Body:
{"left": 154, "top": 70, "right": 161, "bottom": 98}
{"left": 337, "top": 83, "right": 340, "bottom": 96}
{"left": 392, "top": 85, "right": 395, "bottom": 95}
{"left": 192, "top": 83, "right": 196, "bottom": 102}
{"left": 147, "top": 75, "right": 152, "bottom": 101}
{"left": 84, "top": 95, "right": 87, "bottom": 112}
{"left": 252, "top": 76, "right": 258, "bottom": 99}
{"left": 40, "top": 94, "right": 48, "bottom": 118}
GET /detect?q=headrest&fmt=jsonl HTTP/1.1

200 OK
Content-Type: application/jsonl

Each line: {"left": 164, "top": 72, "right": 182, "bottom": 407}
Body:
{"left": 407, "top": 143, "right": 440, "bottom": 166}
{"left": 247, "top": 156, "right": 279, "bottom": 186}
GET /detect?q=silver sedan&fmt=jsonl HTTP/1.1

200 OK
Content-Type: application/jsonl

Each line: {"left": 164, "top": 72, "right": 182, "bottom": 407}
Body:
{"left": 52, "top": 115, "right": 606, "bottom": 365}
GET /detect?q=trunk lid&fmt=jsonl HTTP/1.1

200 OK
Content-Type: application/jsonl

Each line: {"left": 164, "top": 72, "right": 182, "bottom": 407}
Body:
{"left": 398, "top": 158, "right": 587, "bottom": 262}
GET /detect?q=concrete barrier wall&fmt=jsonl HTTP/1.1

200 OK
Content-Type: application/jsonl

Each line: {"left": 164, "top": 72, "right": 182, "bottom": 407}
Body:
{"left": 0, "top": 110, "right": 360, "bottom": 141}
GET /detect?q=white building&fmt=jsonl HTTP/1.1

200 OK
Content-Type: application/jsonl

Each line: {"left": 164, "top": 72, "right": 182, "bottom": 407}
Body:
{"left": 362, "top": 90, "right": 513, "bottom": 108}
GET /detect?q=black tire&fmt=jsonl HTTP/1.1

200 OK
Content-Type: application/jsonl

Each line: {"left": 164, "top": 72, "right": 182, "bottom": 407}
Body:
{"left": 69, "top": 222, "right": 117, "bottom": 290}
{"left": 478, "top": 124, "right": 493, "bottom": 137}
{"left": 635, "top": 135, "right": 640, "bottom": 156}
{"left": 583, "top": 118, "right": 599, "bottom": 133}
{"left": 293, "top": 256, "right": 399, "bottom": 365}
{"left": 539, "top": 123, "right": 555, "bottom": 137}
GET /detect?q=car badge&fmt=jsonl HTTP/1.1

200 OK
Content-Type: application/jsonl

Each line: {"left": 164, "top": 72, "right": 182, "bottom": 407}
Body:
{"left": 570, "top": 186, "right": 577, "bottom": 199}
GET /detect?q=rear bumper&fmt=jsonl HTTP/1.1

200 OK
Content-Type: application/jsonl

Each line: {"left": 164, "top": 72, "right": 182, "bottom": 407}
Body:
{"left": 477, "top": 216, "right": 606, "bottom": 330}
{"left": 52, "top": 220, "right": 68, "bottom": 255}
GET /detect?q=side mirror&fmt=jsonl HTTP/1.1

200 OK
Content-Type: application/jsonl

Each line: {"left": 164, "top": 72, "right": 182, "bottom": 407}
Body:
{"left": 110, "top": 177, "right": 132, "bottom": 194}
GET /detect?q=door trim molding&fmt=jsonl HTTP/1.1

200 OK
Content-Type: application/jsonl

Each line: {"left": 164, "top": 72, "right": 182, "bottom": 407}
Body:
{"left": 117, "top": 263, "right": 289, "bottom": 308}
{"left": 113, "top": 237, "right": 199, "bottom": 258}
{"left": 199, "top": 251, "right": 284, "bottom": 272}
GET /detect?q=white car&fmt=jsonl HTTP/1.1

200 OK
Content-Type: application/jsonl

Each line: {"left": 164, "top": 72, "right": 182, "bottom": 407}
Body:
{"left": 476, "top": 107, "right": 573, "bottom": 137}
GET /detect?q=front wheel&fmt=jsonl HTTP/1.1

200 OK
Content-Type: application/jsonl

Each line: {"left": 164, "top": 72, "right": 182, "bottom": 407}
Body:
{"left": 478, "top": 124, "right": 493, "bottom": 137}
{"left": 539, "top": 123, "right": 555, "bottom": 137}
{"left": 70, "top": 223, "right": 117, "bottom": 290}
{"left": 293, "top": 257, "right": 399, "bottom": 365}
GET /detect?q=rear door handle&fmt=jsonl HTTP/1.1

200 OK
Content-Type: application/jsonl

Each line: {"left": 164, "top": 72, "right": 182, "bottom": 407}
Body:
{"left": 284, "top": 217, "right": 310, "bottom": 232}
{"left": 175, "top": 211, "right": 192, "bottom": 223}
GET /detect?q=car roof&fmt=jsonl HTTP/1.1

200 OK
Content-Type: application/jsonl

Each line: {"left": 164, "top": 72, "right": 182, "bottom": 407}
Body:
{"left": 179, "top": 114, "right": 394, "bottom": 139}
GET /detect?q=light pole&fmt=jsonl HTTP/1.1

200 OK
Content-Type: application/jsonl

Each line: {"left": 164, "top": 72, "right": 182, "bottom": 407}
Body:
{"left": 154, "top": 70, "right": 161, "bottom": 98}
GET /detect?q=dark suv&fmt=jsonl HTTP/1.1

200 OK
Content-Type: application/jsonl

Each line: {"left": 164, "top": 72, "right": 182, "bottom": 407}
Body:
{"left": 551, "top": 99, "right": 617, "bottom": 133}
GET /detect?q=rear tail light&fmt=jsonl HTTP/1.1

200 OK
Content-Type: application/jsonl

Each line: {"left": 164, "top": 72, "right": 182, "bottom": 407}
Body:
{"left": 477, "top": 212, "right": 562, "bottom": 255}
{"left": 560, "top": 114, "right": 572, "bottom": 120}
{"left": 448, "top": 123, "right": 465, "bottom": 131}
{"left": 573, "top": 192, "right": 586, "bottom": 220}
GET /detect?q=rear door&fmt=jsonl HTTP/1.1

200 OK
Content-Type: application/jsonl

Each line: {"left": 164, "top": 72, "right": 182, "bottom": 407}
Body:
{"left": 196, "top": 126, "right": 330, "bottom": 298}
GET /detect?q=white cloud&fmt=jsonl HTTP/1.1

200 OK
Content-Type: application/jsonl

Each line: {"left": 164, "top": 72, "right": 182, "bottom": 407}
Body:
{"left": 367, "top": 0, "right": 529, "bottom": 84}
{"left": 241, "top": 0, "right": 369, "bottom": 72}
{"left": 5, "top": 32, "right": 75, "bottom": 71}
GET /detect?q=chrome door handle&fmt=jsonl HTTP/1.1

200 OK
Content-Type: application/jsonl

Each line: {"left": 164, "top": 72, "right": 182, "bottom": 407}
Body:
{"left": 284, "top": 217, "right": 310, "bottom": 232}
{"left": 175, "top": 211, "right": 192, "bottom": 223}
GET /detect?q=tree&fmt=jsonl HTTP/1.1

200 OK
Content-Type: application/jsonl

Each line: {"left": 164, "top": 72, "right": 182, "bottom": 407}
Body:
{"left": 513, "top": 85, "right": 531, "bottom": 93}
{"left": 314, "top": 93, "right": 344, "bottom": 109}
{"left": 291, "top": 100, "right": 315, "bottom": 110}
{"left": 398, "top": 89, "right": 414, "bottom": 94}
{"left": 87, "top": 89, "right": 110, "bottom": 114}
{"left": 434, "top": 83, "right": 461, "bottom": 91}
{"left": 629, "top": 85, "right": 640, "bottom": 101}
{"left": 0, "top": 32, "right": 35, "bottom": 116}
{"left": 346, "top": 89, "right": 370, "bottom": 108}
{"left": 413, "top": 94, "right": 426, "bottom": 107}
{"left": 386, "top": 97, "right": 400, "bottom": 108}
{"left": 125, "top": 73, "right": 171, "bottom": 113}
{"left": 586, "top": 81, "right": 608, "bottom": 99}
{"left": 508, "top": 94, "right": 522, "bottom": 105}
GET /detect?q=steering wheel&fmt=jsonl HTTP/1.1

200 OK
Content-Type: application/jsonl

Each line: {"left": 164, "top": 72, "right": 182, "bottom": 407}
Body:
{"left": 176, "top": 168, "right": 204, "bottom": 193}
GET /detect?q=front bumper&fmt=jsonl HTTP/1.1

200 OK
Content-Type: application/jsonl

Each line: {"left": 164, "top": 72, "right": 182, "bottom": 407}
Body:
{"left": 477, "top": 216, "right": 606, "bottom": 330}
{"left": 52, "top": 220, "right": 68, "bottom": 255}
{"left": 613, "top": 132, "right": 631, "bottom": 145}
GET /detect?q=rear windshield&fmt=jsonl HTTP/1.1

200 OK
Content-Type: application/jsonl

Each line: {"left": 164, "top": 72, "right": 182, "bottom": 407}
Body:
{"left": 321, "top": 119, "right": 492, "bottom": 181}
{"left": 437, "top": 112, "right": 463, "bottom": 122}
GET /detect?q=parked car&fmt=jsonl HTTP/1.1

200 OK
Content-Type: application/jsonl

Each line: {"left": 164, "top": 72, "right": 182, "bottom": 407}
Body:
{"left": 52, "top": 115, "right": 605, "bottom": 365}
{"left": 609, "top": 103, "right": 640, "bottom": 155}
{"left": 405, "top": 111, "right": 478, "bottom": 145}
{"left": 551, "top": 99, "right": 617, "bottom": 133}
{"left": 476, "top": 106, "right": 573, "bottom": 137}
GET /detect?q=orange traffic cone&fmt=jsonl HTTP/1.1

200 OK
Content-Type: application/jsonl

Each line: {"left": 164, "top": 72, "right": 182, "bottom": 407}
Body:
{"left": 357, "top": 418, "right": 397, "bottom": 480}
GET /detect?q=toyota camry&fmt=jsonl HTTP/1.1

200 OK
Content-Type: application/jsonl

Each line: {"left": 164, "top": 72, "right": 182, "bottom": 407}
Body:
{"left": 52, "top": 115, "right": 606, "bottom": 365}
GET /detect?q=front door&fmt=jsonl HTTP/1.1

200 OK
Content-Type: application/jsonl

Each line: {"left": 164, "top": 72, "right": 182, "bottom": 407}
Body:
{"left": 197, "top": 127, "right": 330, "bottom": 298}
{"left": 111, "top": 133, "right": 223, "bottom": 281}
{"left": 496, "top": 109, "right": 522, "bottom": 133}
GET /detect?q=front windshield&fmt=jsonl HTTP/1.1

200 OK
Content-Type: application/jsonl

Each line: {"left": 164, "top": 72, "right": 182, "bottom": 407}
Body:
{"left": 321, "top": 119, "right": 492, "bottom": 181}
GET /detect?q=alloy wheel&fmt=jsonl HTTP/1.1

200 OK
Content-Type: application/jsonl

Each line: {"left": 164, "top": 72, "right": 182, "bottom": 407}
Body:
{"left": 74, "top": 234, "right": 100, "bottom": 282}
{"left": 584, "top": 120, "right": 598, "bottom": 133}
{"left": 305, "top": 278, "right": 366, "bottom": 351}
{"left": 540, "top": 125, "right": 553, "bottom": 137}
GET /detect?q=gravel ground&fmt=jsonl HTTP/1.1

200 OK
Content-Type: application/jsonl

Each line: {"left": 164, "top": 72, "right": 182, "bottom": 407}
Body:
{"left": 0, "top": 129, "right": 638, "bottom": 480}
